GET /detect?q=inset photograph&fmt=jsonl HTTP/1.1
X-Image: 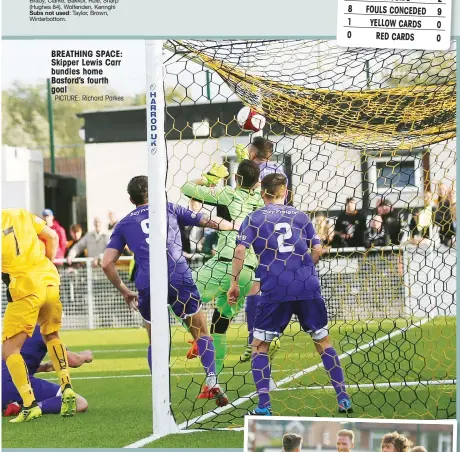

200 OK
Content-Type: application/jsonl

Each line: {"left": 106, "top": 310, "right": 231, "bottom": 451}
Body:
{"left": 245, "top": 417, "right": 456, "bottom": 452}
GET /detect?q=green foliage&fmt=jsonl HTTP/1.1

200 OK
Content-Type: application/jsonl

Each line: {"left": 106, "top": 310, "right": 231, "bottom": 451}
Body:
{"left": 1, "top": 82, "right": 186, "bottom": 157}
{"left": 384, "top": 51, "right": 456, "bottom": 87}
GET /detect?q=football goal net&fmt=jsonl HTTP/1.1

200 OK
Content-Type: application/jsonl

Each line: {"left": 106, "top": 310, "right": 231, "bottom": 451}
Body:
{"left": 68, "top": 39, "right": 460, "bottom": 441}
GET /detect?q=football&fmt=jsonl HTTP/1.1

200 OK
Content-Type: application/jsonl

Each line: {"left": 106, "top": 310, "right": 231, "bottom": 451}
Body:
{"left": 236, "top": 106, "right": 266, "bottom": 132}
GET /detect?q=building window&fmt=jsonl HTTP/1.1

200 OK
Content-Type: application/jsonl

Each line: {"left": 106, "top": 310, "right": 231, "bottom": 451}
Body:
{"left": 369, "top": 155, "right": 421, "bottom": 193}
{"left": 192, "top": 121, "right": 210, "bottom": 138}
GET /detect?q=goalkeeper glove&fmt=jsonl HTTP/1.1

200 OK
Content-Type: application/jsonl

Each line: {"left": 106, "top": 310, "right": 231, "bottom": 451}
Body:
{"left": 202, "top": 163, "right": 229, "bottom": 186}
{"left": 235, "top": 144, "right": 249, "bottom": 162}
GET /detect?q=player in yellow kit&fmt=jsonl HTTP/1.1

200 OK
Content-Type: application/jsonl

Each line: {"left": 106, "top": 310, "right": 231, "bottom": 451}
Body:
{"left": 2, "top": 208, "right": 76, "bottom": 423}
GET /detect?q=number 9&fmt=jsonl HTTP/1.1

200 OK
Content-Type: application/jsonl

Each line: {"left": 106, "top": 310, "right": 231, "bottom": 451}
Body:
{"left": 141, "top": 219, "right": 150, "bottom": 244}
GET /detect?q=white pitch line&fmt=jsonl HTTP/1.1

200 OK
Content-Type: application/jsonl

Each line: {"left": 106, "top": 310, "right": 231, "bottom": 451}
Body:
{"left": 125, "top": 318, "right": 430, "bottom": 448}
{"left": 83, "top": 346, "right": 194, "bottom": 353}
{"left": 273, "top": 379, "right": 456, "bottom": 392}
{"left": 179, "top": 317, "right": 431, "bottom": 430}
{"left": 178, "top": 427, "right": 245, "bottom": 434}
{"left": 41, "top": 368, "right": 299, "bottom": 382}
{"left": 40, "top": 373, "right": 455, "bottom": 391}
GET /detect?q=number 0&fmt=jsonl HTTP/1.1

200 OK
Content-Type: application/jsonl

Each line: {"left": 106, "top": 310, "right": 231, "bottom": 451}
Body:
{"left": 437, "top": 34, "right": 441, "bottom": 42}
{"left": 347, "top": 31, "right": 352, "bottom": 38}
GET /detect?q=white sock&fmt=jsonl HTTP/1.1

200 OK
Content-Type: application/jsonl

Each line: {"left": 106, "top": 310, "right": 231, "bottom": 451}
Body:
{"left": 206, "top": 373, "right": 217, "bottom": 389}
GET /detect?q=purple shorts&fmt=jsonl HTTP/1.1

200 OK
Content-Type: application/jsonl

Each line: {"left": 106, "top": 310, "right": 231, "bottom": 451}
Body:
{"left": 138, "top": 276, "right": 201, "bottom": 322}
{"left": 2, "top": 376, "right": 60, "bottom": 408}
{"left": 253, "top": 298, "right": 329, "bottom": 342}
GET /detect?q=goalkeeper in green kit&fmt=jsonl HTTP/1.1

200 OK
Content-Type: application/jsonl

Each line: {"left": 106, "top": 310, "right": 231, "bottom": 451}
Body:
{"left": 182, "top": 159, "right": 270, "bottom": 398}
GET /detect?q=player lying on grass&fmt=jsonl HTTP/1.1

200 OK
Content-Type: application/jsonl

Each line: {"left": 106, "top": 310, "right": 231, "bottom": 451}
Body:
{"left": 227, "top": 173, "right": 352, "bottom": 416}
{"left": 181, "top": 160, "right": 266, "bottom": 394}
{"left": 235, "top": 137, "right": 287, "bottom": 363}
{"left": 102, "top": 175, "right": 237, "bottom": 407}
{"left": 2, "top": 208, "right": 78, "bottom": 423}
{"left": 2, "top": 324, "right": 92, "bottom": 417}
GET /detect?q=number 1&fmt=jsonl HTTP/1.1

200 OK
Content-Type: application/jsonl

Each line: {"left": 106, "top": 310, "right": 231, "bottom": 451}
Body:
{"left": 3, "top": 226, "right": 20, "bottom": 255}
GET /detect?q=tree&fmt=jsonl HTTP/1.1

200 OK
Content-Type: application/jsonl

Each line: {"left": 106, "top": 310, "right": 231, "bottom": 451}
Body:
{"left": 132, "top": 86, "right": 188, "bottom": 105}
{"left": 383, "top": 50, "right": 456, "bottom": 88}
{"left": 2, "top": 82, "right": 146, "bottom": 157}
{"left": 2, "top": 82, "right": 188, "bottom": 157}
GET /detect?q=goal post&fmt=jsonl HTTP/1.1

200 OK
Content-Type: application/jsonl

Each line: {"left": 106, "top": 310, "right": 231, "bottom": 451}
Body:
{"left": 145, "top": 40, "right": 179, "bottom": 439}
{"left": 139, "top": 39, "right": 456, "bottom": 434}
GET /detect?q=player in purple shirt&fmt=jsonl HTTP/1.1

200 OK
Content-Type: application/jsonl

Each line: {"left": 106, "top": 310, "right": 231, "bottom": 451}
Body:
{"left": 2, "top": 324, "right": 91, "bottom": 417}
{"left": 228, "top": 173, "right": 352, "bottom": 416}
{"left": 102, "top": 176, "right": 237, "bottom": 407}
{"left": 236, "top": 137, "right": 288, "bottom": 363}
{"left": 236, "top": 137, "right": 288, "bottom": 185}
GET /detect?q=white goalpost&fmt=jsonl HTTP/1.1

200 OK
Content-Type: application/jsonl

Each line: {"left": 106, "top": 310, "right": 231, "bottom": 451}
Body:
{"left": 145, "top": 40, "right": 179, "bottom": 440}
{"left": 132, "top": 39, "right": 457, "bottom": 445}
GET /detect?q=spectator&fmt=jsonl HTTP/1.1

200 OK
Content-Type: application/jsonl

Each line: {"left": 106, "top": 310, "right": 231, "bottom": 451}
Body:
{"left": 435, "top": 182, "right": 455, "bottom": 247}
{"left": 409, "top": 208, "right": 431, "bottom": 246}
{"left": 424, "top": 190, "right": 436, "bottom": 210}
{"left": 65, "top": 224, "right": 86, "bottom": 270}
{"left": 314, "top": 211, "right": 334, "bottom": 245}
{"left": 67, "top": 217, "right": 109, "bottom": 268}
{"left": 198, "top": 228, "right": 218, "bottom": 257}
{"left": 409, "top": 447, "right": 427, "bottom": 452}
{"left": 42, "top": 208, "right": 67, "bottom": 260}
{"left": 180, "top": 224, "right": 193, "bottom": 260}
{"left": 376, "top": 198, "right": 402, "bottom": 245}
{"left": 331, "top": 197, "right": 366, "bottom": 248}
{"left": 107, "top": 211, "right": 133, "bottom": 258}
{"left": 108, "top": 210, "right": 118, "bottom": 232}
{"left": 65, "top": 224, "right": 85, "bottom": 258}
{"left": 364, "top": 215, "right": 389, "bottom": 248}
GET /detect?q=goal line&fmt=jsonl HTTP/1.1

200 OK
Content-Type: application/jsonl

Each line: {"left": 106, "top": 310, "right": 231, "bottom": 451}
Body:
{"left": 124, "top": 317, "right": 430, "bottom": 448}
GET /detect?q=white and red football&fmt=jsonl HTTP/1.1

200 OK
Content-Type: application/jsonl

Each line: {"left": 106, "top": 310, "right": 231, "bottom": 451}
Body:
{"left": 237, "top": 106, "right": 266, "bottom": 132}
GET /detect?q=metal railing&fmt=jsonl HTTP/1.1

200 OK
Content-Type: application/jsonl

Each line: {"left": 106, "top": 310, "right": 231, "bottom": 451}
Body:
{"left": 1, "top": 245, "right": 456, "bottom": 330}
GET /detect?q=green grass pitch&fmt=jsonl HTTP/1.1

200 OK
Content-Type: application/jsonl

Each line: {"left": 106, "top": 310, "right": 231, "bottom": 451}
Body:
{"left": 2, "top": 317, "right": 455, "bottom": 448}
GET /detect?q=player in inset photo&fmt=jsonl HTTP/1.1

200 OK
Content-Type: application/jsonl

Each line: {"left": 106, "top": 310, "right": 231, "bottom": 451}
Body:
{"left": 282, "top": 433, "right": 303, "bottom": 452}
{"left": 336, "top": 429, "right": 355, "bottom": 452}
{"left": 381, "top": 432, "right": 413, "bottom": 452}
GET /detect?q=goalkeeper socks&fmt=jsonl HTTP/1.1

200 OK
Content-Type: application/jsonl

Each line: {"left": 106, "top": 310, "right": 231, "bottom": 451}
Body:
{"left": 46, "top": 338, "right": 72, "bottom": 391}
{"left": 196, "top": 336, "right": 216, "bottom": 376}
{"left": 38, "top": 396, "right": 62, "bottom": 414}
{"left": 211, "top": 333, "right": 227, "bottom": 375}
{"left": 246, "top": 295, "right": 258, "bottom": 345}
{"left": 251, "top": 352, "right": 271, "bottom": 408}
{"left": 321, "top": 347, "right": 348, "bottom": 401}
{"left": 147, "top": 345, "right": 152, "bottom": 373}
{"left": 6, "top": 354, "right": 36, "bottom": 407}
